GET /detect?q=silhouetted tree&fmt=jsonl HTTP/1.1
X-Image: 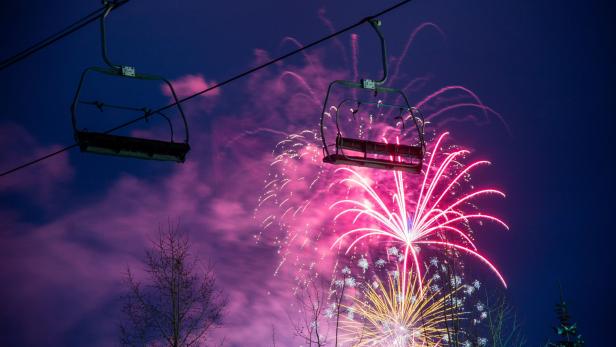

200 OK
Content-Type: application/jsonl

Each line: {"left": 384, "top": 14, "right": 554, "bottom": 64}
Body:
{"left": 292, "top": 277, "right": 331, "bottom": 347}
{"left": 290, "top": 272, "right": 348, "bottom": 347}
{"left": 485, "top": 294, "right": 527, "bottom": 347}
{"left": 546, "top": 285, "right": 584, "bottom": 347}
{"left": 120, "top": 224, "right": 227, "bottom": 347}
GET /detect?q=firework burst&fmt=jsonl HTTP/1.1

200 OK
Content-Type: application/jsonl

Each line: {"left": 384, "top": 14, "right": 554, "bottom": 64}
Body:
{"left": 253, "top": 21, "right": 507, "bottom": 293}
{"left": 331, "top": 132, "right": 508, "bottom": 291}
{"left": 341, "top": 270, "right": 461, "bottom": 347}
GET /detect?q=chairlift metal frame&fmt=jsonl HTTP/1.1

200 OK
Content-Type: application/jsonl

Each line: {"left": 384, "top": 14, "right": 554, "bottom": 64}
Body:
{"left": 319, "top": 19, "right": 425, "bottom": 173}
{"left": 71, "top": 1, "right": 190, "bottom": 162}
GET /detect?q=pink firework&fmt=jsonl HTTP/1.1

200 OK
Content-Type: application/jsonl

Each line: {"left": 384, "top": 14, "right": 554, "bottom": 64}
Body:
{"left": 252, "top": 21, "right": 508, "bottom": 291}
{"left": 331, "top": 132, "right": 508, "bottom": 291}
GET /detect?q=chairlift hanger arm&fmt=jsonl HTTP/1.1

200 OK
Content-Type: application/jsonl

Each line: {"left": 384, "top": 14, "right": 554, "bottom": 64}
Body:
{"left": 100, "top": 0, "right": 138, "bottom": 77}
{"left": 366, "top": 19, "right": 388, "bottom": 87}
{"left": 101, "top": 1, "right": 119, "bottom": 69}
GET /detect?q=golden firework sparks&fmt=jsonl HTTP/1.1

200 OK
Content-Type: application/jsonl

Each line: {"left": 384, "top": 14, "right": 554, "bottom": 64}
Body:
{"left": 341, "top": 270, "right": 462, "bottom": 346}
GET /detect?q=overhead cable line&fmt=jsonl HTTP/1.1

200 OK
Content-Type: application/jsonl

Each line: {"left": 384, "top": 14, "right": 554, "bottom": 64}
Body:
{"left": 0, "top": 0, "right": 130, "bottom": 71}
{"left": 0, "top": 0, "right": 414, "bottom": 178}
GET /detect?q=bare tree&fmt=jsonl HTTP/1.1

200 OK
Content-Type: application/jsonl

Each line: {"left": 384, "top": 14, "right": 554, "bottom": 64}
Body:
{"left": 271, "top": 325, "right": 277, "bottom": 347}
{"left": 485, "top": 294, "right": 527, "bottom": 347}
{"left": 332, "top": 279, "right": 347, "bottom": 347}
{"left": 120, "top": 224, "right": 227, "bottom": 347}
{"left": 290, "top": 272, "right": 348, "bottom": 347}
{"left": 292, "top": 277, "right": 329, "bottom": 346}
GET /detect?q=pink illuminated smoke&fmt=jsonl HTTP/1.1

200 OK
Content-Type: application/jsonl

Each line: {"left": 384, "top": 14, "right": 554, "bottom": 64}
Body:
{"left": 254, "top": 23, "right": 507, "bottom": 294}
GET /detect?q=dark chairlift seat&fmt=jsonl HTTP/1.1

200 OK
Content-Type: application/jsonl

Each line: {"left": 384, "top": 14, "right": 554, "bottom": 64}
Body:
{"left": 75, "top": 132, "right": 190, "bottom": 162}
{"left": 71, "top": 2, "right": 190, "bottom": 163}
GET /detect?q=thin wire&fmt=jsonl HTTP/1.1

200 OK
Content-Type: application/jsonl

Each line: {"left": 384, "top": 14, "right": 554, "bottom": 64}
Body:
{"left": 0, "top": 0, "right": 414, "bottom": 178}
{"left": 0, "top": 0, "right": 130, "bottom": 72}
{"left": 1, "top": 145, "right": 79, "bottom": 177}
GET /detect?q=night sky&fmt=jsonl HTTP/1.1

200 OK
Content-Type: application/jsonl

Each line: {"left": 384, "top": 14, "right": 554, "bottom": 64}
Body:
{"left": 1, "top": 0, "right": 614, "bottom": 346}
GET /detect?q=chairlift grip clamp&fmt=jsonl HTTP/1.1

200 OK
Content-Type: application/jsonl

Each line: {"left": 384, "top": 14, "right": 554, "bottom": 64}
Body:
{"left": 121, "top": 65, "right": 136, "bottom": 77}
{"left": 361, "top": 79, "right": 376, "bottom": 90}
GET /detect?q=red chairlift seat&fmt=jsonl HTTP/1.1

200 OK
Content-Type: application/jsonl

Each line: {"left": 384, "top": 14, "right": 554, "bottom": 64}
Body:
{"left": 323, "top": 136, "right": 423, "bottom": 173}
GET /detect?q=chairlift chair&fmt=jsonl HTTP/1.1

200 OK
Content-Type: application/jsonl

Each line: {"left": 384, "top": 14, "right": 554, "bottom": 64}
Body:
{"left": 319, "top": 19, "right": 425, "bottom": 173}
{"left": 71, "top": 2, "right": 190, "bottom": 162}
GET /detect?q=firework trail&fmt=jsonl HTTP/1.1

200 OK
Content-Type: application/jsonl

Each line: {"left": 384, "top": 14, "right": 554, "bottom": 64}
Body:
{"left": 341, "top": 269, "right": 460, "bottom": 347}
{"left": 331, "top": 132, "right": 508, "bottom": 293}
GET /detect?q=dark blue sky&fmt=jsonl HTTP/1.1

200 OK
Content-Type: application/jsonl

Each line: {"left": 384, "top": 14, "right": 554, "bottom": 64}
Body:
{"left": 1, "top": 0, "right": 614, "bottom": 346}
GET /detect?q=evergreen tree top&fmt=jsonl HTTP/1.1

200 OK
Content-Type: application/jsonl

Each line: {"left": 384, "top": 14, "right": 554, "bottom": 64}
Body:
{"left": 547, "top": 284, "right": 584, "bottom": 347}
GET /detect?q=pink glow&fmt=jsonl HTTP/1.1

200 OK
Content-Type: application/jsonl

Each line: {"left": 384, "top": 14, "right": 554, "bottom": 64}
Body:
{"left": 0, "top": 19, "right": 511, "bottom": 345}
{"left": 163, "top": 73, "right": 220, "bottom": 98}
